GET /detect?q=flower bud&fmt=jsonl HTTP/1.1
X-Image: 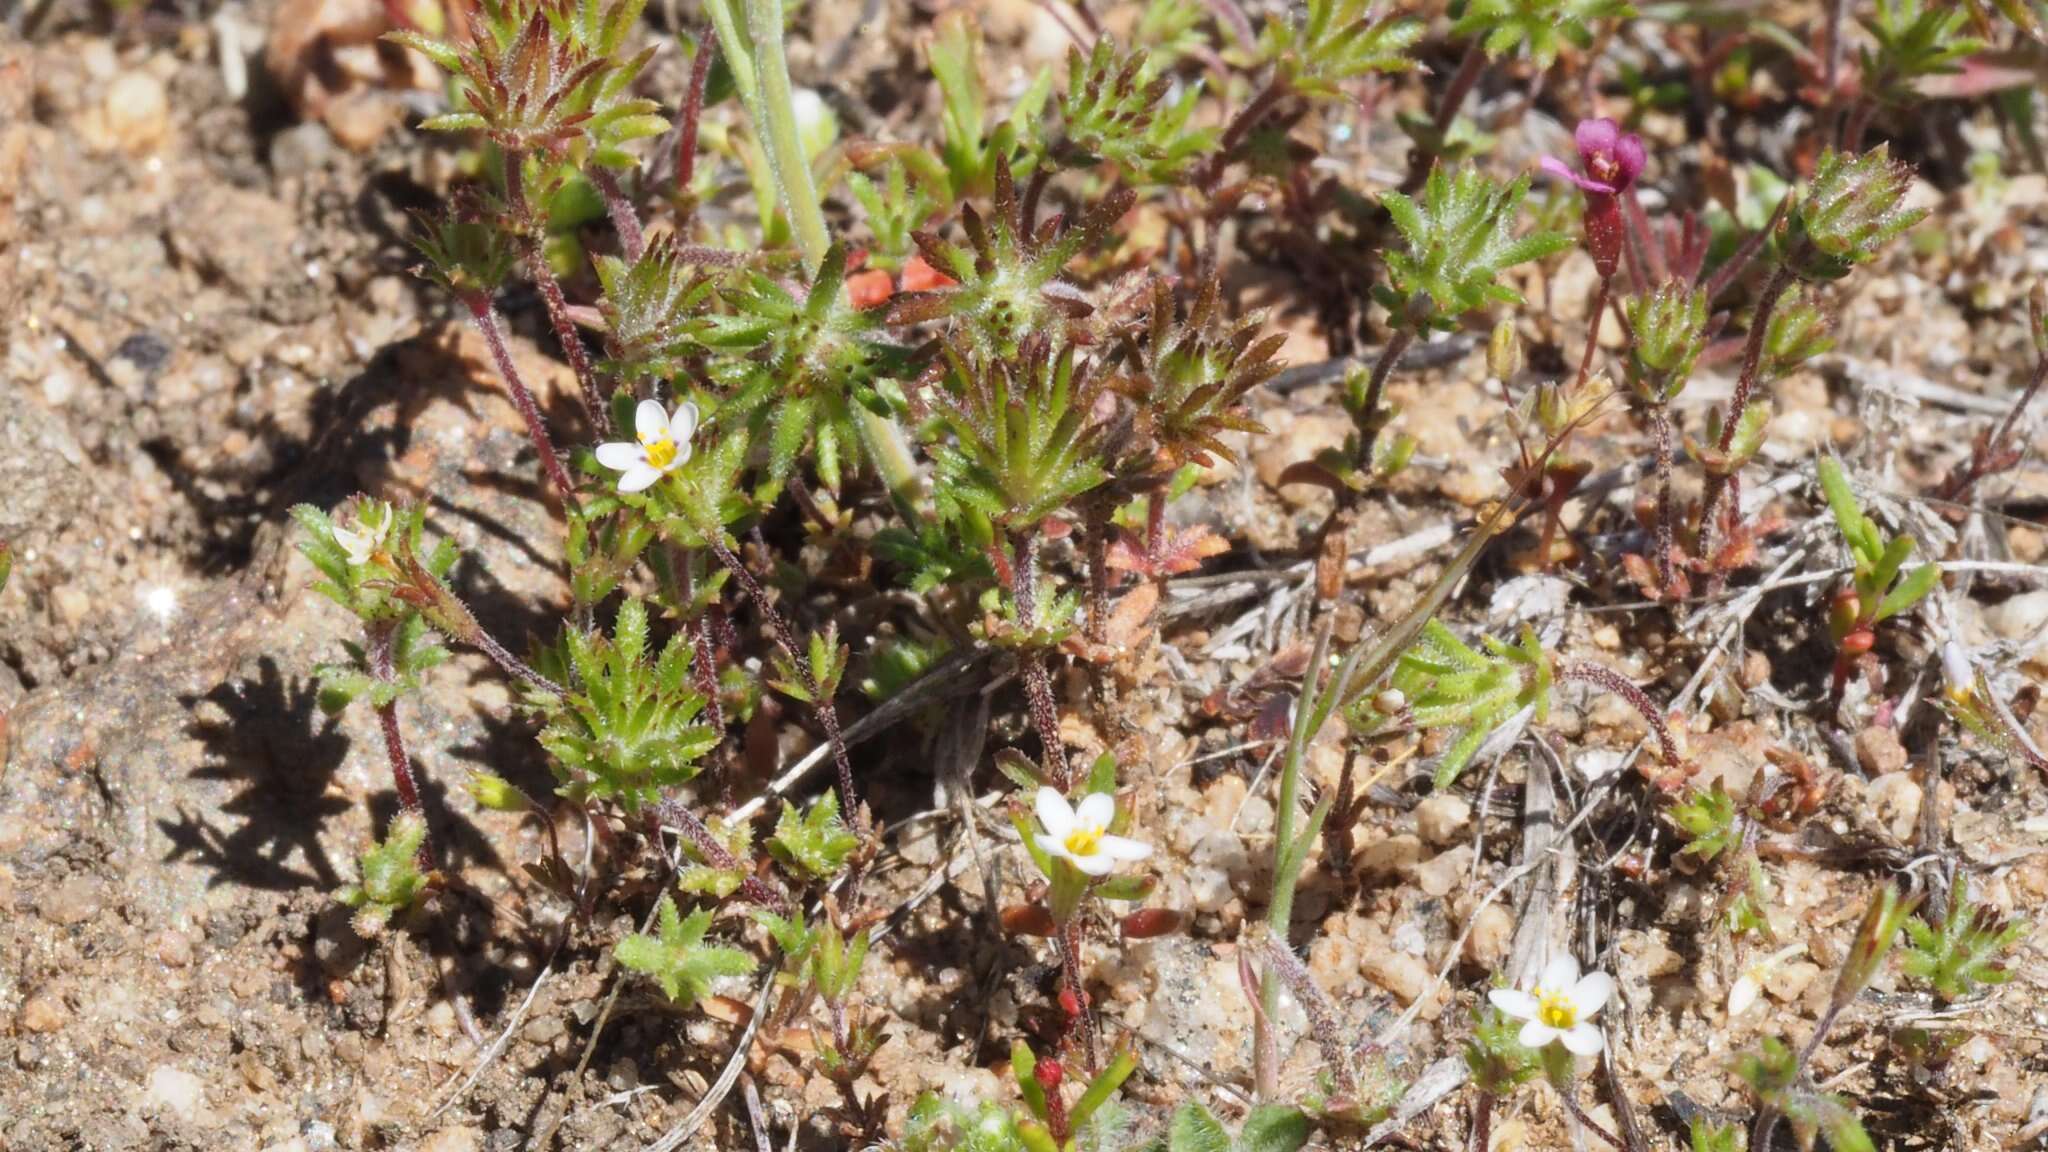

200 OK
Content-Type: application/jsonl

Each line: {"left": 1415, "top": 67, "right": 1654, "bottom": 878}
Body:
{"left": 1827, "top": 586, "right": 1862, "bottom": 642}
{"left": 466, "top": 771, "right": 527, "bottom": 813}
{"left": 1488, "top": 320, "right": 1522, "bottom": 382}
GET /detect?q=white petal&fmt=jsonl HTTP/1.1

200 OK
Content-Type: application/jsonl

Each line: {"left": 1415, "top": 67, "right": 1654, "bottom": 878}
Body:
{"left": 1569, "top": 971, "right": 1614, "bottom": 1019}
{"left": 1539, "top": 952, "right": 1580, "bottom": 995}
{"left": 669, "top": 399, "right": 699, "bottom": 443}
{"left": 1095, "top": 835, "right": 1151, "bottom": 861}
{"left": 1034, "top": 833, "right": 1073, "bottom": 862}
{"left": 1942, "top": 640, "right": 1973, "bottom": 695}
{"left": 1488, "top": 989, "right": 1539, "bottom": 1020}
{"left": 635, "top": 398, "right": 669, "bottom": 441}
{"left": 670, "top": 437, "right": 693, "bottom": 468}
{"left": 616, "top": 465, "right": 663, "bottom": 494}
{"left": 1069, "top": 851, "right": 1118, "bottom": 877}
{"left": 1517, "top": 1020, "right": 1559, "bottom": 1049}
{"left": 1560, "top": 1023, "right": 1605, "bottom": 1055}
{"left": 1075, "top": 791, "right": 1116, "bottom": 833}
{"left": 1727, "top": 976, "right": 1760, "bottom": 1018}
{"left": 332, "top": 525, "right": 369, "bottom": 563}
{"left": 595, "top": 441, "right": 645, "bottom": 471}
{"left": 1034, "top": 787, "right": 1075, "bottom": 839}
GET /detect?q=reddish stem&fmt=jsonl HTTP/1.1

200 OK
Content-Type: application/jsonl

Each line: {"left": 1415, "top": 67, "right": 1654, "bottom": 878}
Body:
{"left": 505, "top": 152, "right": 612, "bottom": 435}
{"left": 677, "top": 35, "right": 714, "bottom": 208}
{"left": 1011, "top": 532, "right": 1071, "bottom": 790}
{"left": 591, "top": 168, "right": 645, "bottom": 263}
{"left": 706, "top": 537, "right": 864, "bottom": 833}
{"left": 1697, "top": 262, "right": 1796, "bottom": 568}
{"left": 1563, "top": 662, "right": 1685, "bottom": 769}
{"left": 370, "top": 622, "right": 434, "bottom": 868}
{"left": 464, "top": 295, "right": 579, "bottom": 506}
{"left": 1576, "top": 275, "right": 1612, "bottom": 388}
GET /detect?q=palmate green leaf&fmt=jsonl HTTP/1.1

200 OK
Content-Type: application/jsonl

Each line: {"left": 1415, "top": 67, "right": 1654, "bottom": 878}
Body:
{"left": 1448, "top": 0, "right": 1633, "bottom": 67}
{"left": 767, "top": 793, "right": 861, "bottom": 881}
{"left": 535, "top": 598, "right": 716, "bottom": 813}
{"left": 1901, "top": 875, "right": 2026, "bottom": 1002}
{"left": 337, "top": 810, "right": 429, "bottom": 938}
{"left": 1261, "top": 0, "right": 1422, "bottom": 100}
{"left": 1050, "top": 37, "right": 1216, "bottom": 182}
{"left": 1377, "top": 164, "right": 1570, "bottom": 330}
{"left": 1861, "top": 0, "right": 1986, "bottom": 105}
{"left": 1168, "top": 1103, "right": 1231, "bottom": 1152}
{"left": 927, "top": 337, "right": 1110, "bottom": 533}
{"left": 615, "top": 894, "right": 756, "bottom": 1008}
{"left": 1359, "top": 619, "right": 1554, "bottom": 789}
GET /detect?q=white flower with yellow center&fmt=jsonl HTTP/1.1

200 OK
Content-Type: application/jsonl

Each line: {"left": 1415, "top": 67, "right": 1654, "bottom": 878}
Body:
{"left": 1488, "top": 954, "right": 1614, "bottom": 1055}
{"left": 331, "top": 503, "right": 393, "bottom": 566}
{"left": 596, "top": 398, "right": 698, "bottom": 494}
{"left": 1941, "top": 640, "right": 1977, "bottom": 707}
{"left": 1032, "top": 787, "right": 1151, "bottom": 877}
{"left": 1727, "top": 942, "right": 1806, "bottom": 1018}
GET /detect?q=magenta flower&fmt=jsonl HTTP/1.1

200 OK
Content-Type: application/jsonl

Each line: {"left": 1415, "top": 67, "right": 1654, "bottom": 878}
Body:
{"left": 1540, "top": 118, "right": 1645, "bottom": 196}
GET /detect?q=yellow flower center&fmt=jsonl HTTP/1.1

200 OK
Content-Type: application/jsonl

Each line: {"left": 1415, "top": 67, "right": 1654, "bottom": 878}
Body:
{"left": 641, "top": 435, "right": 678, "bottom": 470}
{"left": 1538, "top": 992, "right": 1577, "bottom": 1031}
{"left": 1063, "top": 827, "right": 1103, "bottom": 856}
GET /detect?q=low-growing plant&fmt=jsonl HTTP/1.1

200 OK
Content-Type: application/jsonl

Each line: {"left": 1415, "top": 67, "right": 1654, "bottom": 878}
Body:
{"left": 1816, "top": 454, "right": 1939, "bottom": 712}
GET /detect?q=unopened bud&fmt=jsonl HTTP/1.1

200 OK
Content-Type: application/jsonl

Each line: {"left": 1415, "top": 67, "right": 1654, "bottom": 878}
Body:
{"left": 1488, "top": 320, "right": 1522, "bottom": 382}
{"left": 1374, "top": 688, "right": 1407, "bottom": 715}
{"left": 466, "top": 772, "right": 526, "bottom": 813}
{"left": 1827, "top": 586, "right": 1861, "bottom": 643}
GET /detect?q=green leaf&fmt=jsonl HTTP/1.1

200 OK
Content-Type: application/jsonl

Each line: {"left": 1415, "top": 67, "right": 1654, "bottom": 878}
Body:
{"left": 1237, "top": 1106, "right": 1313, "bottom": 1152}
{"left": 1873, "top": 562, "right": 1938, "bottom": 622}
{"left": 766, "top": 793, "right": 861, "bottom": 882}
{"left": 615, "top": 894, "right": 756, "bottom": 1008}
{"left": 1167, "top": 1103, "right": 1231, "bottom": 1152}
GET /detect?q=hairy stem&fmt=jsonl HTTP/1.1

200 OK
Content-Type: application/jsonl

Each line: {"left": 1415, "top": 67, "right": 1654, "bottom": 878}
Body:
{"left": 676, "top": 30, "right": 715, "bottom": 203}
{"left": 706, "top": 536, "right": 864, "bottom": 831}
{"left": 1468, "top": 1091, "right": 1494, "bottom": 1152}
{"left": 1011, "top": 532, "right": 1071, "bottom": 790}
{"left": 744, "top": 0, "right": 830, "bottom": 273}
{"left": 1558, "top": 1085, "right": 1627, "bottom": 1151}
{"left": 464, "top": 295, "right": 579, "bottom": 506}
{"left": 590, "top": 168, "right": 645, "bottom": 262}
{"left": 504, "top": 152, "right": 612, "bottom": 435}
{"left": 1431, "top": 42, "right": 1487, "bottom": 142}
{"left": 370, "top": 622, "right": 435, "bottom": 868}
{"left": 1576, "top": 276, "right": 1612, "bottom": 388}
{"left": 1650, "top": 405, "right": 1676, "bottom": 595}
{"left": 1563, "top": 662, "right": 1685, "bottom": 769}
{"left": 655, "top": 798, "right": 791, "bottom": 911}
{"left": 1697, "top": 262, "right": 1795, "bottom": 569}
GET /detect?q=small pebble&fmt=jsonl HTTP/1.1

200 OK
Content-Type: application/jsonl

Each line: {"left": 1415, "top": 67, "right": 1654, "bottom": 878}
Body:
{"left": 1414, "top": 794, "right": 1472, "bottom": 847}
{"left": 1854, "top": 727, "right": 1908, "bottom": 778}
{"left": 19, "top": 992, "right": 69, "bottom": 1034}
{"left": 143, "top": 1065, "right": 206, "bottom": 1121}
{"left": 1868, "top": 772, "right": 1923, "bottom": 843}
{"left": 105, "top": 70, "right": 170, "bottom": 153}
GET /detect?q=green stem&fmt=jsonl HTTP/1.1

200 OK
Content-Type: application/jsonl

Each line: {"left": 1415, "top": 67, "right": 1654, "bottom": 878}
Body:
{"left": 744, "top": 0, "right": 830, "bottom": 274}
{"left": 725, "top": 0, "right": 926, "bottom": 515}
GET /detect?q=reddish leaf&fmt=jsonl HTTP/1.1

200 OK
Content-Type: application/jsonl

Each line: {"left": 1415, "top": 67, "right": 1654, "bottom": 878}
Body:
{"left": 1119, "top": 908, "right": 1185, "bottom": 940}
{"left": 845, "top": 268, "right": 894, "bottom": 310}
{"left": 1001, "top": 904, "right": 1058, "bottom": 937}
{"left": 899, "top": 253, "right": 958, "bottom": 293}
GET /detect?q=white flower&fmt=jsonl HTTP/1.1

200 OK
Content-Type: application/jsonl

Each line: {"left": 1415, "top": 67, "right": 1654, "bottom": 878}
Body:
{"left": 332, "top": 503, "right": 393, "bottom": 566}
{"left": 1032, "top": 787, "right": 1151, "bottom": 878}
{"left": 1727, "top": 942, "right": 1806, "bottom": 1018}
{"left": 596, "top": 398, "right": 698, "bottom": 494}
{"left": 1487, "top": 954, "right": 1614, "bottom": 1055}
{"left": 1941, "top": 640, "right": 1976, "bottom": 706}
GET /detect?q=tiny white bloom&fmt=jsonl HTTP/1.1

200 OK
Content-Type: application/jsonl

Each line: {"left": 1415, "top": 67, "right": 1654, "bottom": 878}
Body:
{"left": 1487, "top": 954, "right": 1614, "bottom": 1055}
{"left": 596, "top": 398, "right": 698, "bottom": 495}
{"left": 1941, "top": 640, "right": 1976, "bottom": 706}
{"left": 1727, "top": 942, "right": 1807, "bottom": 1018}
{"left": 332, "top": 503, "right": 393, "bottom": 566}
{"left": 1032, "top": 787, "right": 1151, "bottom": 878}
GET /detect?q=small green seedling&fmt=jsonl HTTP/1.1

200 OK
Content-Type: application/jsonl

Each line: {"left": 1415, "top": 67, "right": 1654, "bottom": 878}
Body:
{"left": 1901, "top": 875, "right": 2025, "bottom": 1003}
{"left": 1817, "top": 455, "right": 1939, "bottom": 710}
{"left": 338, "top": 811, "right": 431, "bottom": 938}
{"left": 1352, "top": 620, "right": 1554, "bottom": 789}
{"left": 614, "top": 893, "right": 756, "bottom": 1010}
